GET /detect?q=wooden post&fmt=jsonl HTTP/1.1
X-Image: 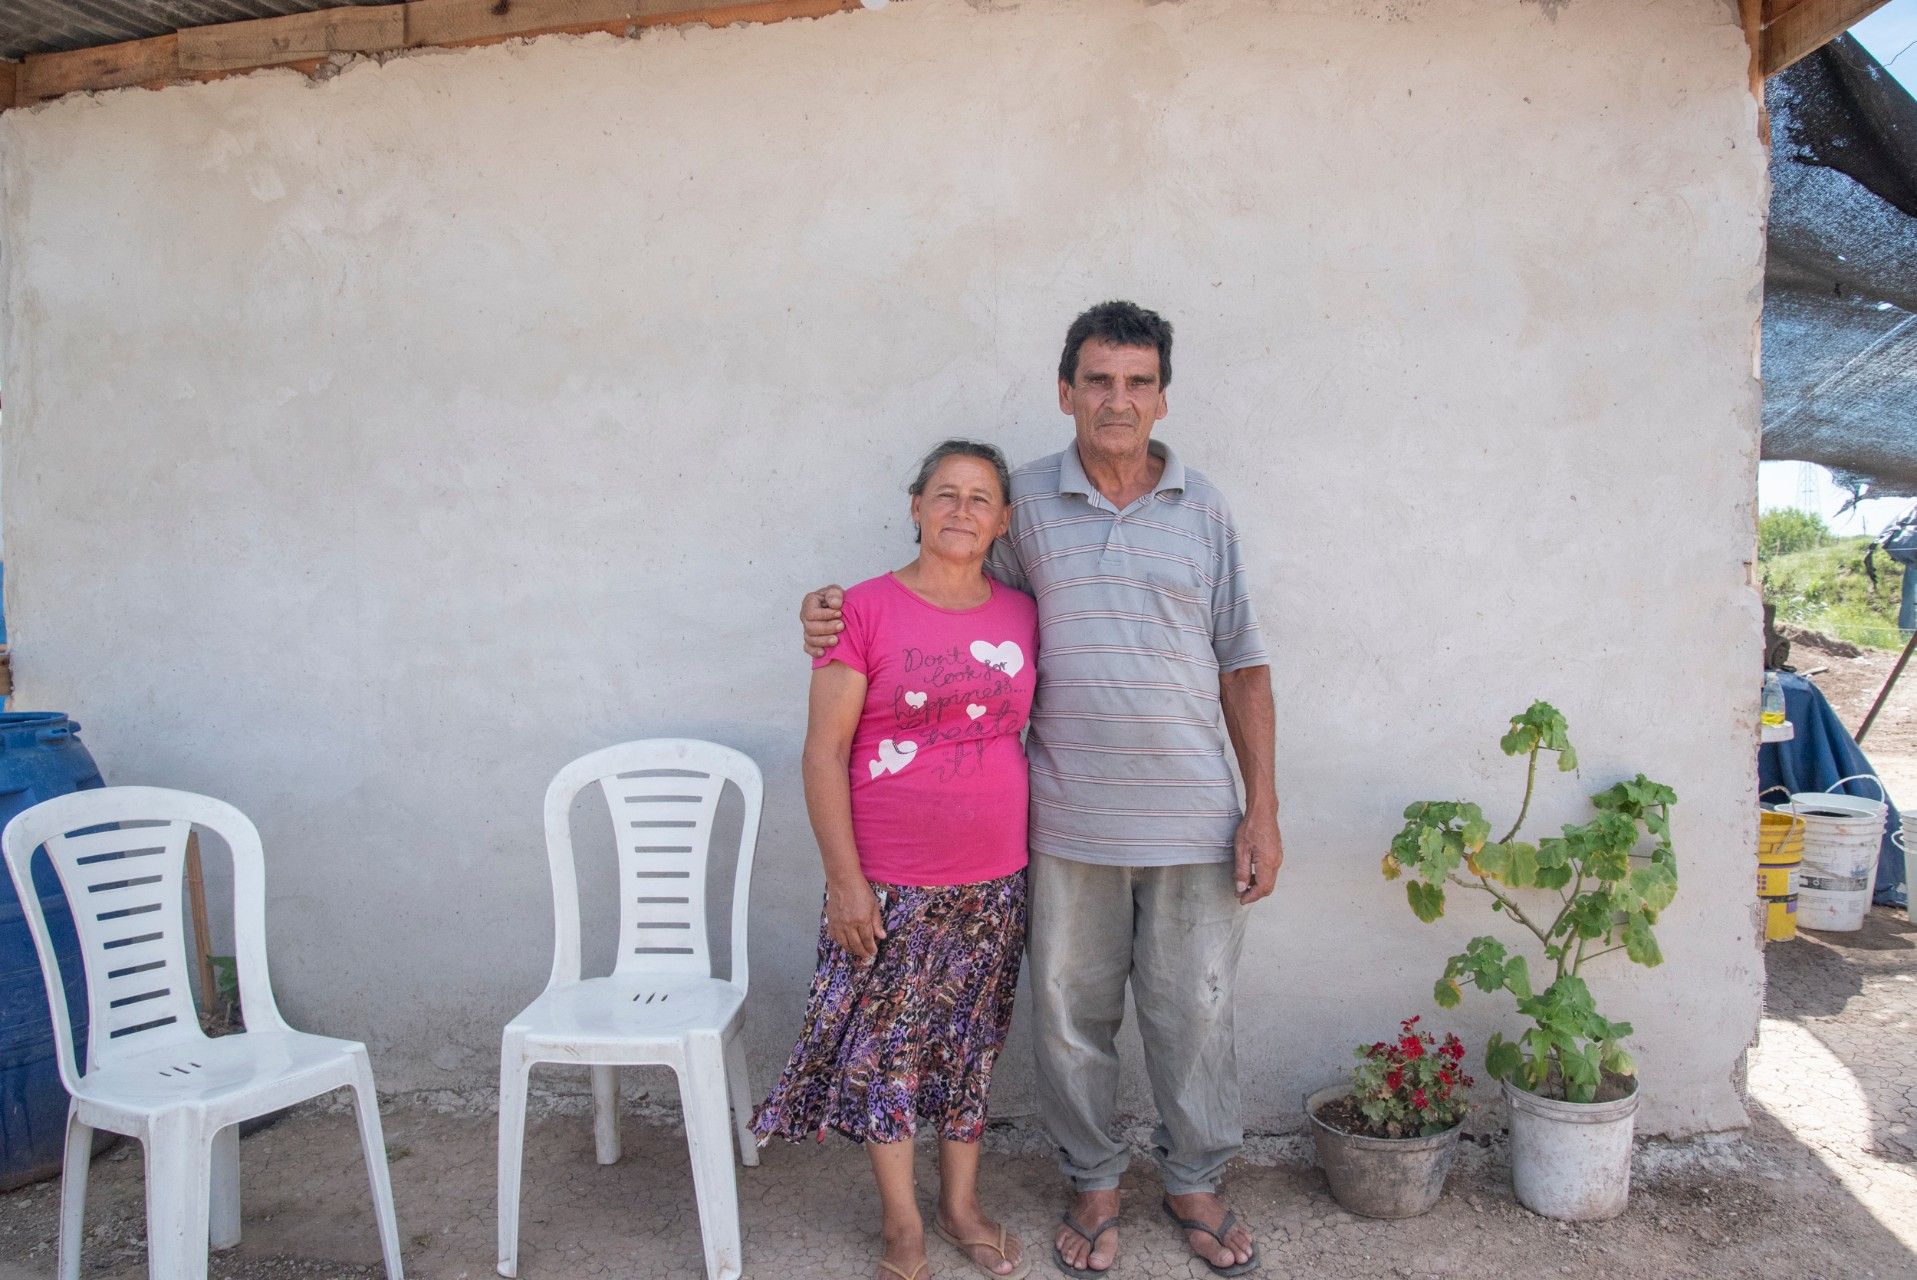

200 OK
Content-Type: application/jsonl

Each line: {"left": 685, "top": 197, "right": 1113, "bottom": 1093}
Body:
{"left": 184, "top": 832, "right": 220, "bottom": 1016}
{"left": 1856, "top": 625, "right": 1917, "bottom": 744}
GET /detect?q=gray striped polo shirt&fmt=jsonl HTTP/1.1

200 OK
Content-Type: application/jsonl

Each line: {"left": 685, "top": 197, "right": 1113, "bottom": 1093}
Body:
{"left": 986, "top": 440, "right": 1269, "bottom": 867}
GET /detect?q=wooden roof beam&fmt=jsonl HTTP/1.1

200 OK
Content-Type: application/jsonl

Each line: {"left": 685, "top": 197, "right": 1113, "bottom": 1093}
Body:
{"left": 1762, "top": 0, "right": 1893, "bottom": 77}
{"left": 11, "top": 0, "right": 865, "bottom": 108}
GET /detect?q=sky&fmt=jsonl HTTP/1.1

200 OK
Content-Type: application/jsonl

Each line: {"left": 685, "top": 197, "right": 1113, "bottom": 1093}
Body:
{"left": 1757, "top": 0, "right": 1917, "bottom": 538}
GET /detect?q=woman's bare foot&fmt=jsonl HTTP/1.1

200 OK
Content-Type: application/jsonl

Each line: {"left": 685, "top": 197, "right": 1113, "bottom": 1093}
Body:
{"left": 1163, "top": 1191, "right": 1255, "bottom": 1271}
{"left": 879, "top": 1222, "right": 929, "bottom": 1280}
{"left": 935, "top": 1197, "right": 1024, "bottom": 1276}
{"left": 1052, "top": 1188, "right": 1120, "bottom": 1274}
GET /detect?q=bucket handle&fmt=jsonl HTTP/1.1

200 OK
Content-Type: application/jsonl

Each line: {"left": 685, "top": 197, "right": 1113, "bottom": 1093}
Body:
{"left": 1827, "top": 774, "right": 1887, "bottom": 801}
{"left": 1760, "top": 785, "right": 1793, "bottom": 806}
{"left": 1763, "top": 809, "right": 1806, "bottom": 838}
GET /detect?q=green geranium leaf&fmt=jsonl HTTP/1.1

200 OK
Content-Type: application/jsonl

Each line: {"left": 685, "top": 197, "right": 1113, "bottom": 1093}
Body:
{"left": 1630, "top": 862, "right": 1678, "bottom": 914}
{"left": 1600, "top": 1041, "right": 1637, "bottom": 1077}
{"left": 1503, "top": 842, "right": 1540, "bottom": 888}
{"left": 1623, "top": 912, "right": 1663, "bottom": 967}
{"left": 1407, "top": 880, "right": 1445, "bottom": 923}
{"left": 1461, "top": 809, "right": 1491, "bottom": 849}
{"left": 1469, "top": 841, "right": 1504, "bottom": 878}
{"left": 1535, "top": 864, "right": 1574, "bottom": 891}
{"left": 1484, "top": 1034, "right": 1523, "bottom": 1082}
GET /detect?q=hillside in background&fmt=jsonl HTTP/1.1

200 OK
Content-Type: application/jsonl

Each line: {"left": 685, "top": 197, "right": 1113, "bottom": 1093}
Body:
{"left": 1761, "top": 513, "right": 1907, "bottom": 650}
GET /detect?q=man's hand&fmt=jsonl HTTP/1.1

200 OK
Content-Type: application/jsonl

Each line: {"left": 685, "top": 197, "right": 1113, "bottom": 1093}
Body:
{"left": 1234, "top": 805, "right": 1283, "bottom": 905}
{"left": 802, "top": 585, "right": 845, "bottom": 658}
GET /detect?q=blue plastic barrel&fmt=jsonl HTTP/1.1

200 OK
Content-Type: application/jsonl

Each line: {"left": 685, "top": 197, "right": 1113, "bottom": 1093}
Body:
{"left": 0, "top": 713, "right": 103, "bottom": 1189}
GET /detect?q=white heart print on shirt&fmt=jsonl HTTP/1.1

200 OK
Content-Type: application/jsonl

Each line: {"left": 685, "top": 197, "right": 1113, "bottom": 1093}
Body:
{"left": 904, "top": 691, "right": 928, "bottom": 709}
{"left": 869, "top": 738, "right": 918, "bottom": 779}
{"left": 970, "top": 640, "right": 1025, "bottom": 678}
{"left": 967, "top": 704, "right": 987, "bottom": 720}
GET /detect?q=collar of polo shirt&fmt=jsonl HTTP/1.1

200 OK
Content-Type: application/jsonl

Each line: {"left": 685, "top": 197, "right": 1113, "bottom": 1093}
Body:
{"left": 1057, "top": 438, "right": 1189, "bottom": 500}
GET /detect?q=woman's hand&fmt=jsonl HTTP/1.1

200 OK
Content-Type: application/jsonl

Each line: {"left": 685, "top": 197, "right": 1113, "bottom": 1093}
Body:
{"left": 826, "top": 879, "right": 888, "bottom": 961}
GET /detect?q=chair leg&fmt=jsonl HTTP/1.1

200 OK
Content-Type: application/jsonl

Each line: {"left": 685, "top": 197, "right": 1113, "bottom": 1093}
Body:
{"left": 209, "top": 1124, "right": 241, "bottom": 1250}
{"left": 591, "top": 1064, "right": 621, "bottom": 1165}
{"left": 680, "top": 1032, "right": 743, "bottom": 1280}
{"left": 722, "top": 1028, "right": 758, "bottom": 1169}
{"left": 497, "top": 1035, "right": 532, "bottom": 1279}
{"left": 143, "top": 1112, "right": 212, "bottom": 1280}
{"left": 349, "top": 1052, "right": 407, "bottom": 1280}
{"left": 57, "top": 1108, "right": 92, "bottom": 1280}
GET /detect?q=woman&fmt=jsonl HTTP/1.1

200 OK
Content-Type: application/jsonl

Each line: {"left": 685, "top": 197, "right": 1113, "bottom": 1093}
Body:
{"left": 753, "top": 440, "right": 1039, "bottom": 1280}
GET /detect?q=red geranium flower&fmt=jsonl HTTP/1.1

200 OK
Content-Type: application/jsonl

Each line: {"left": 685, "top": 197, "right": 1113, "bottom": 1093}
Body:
{"left": 1399, "top": 1036, "right": 1425, "bottom": 1060}
{"left": 1412, "top": 1088, "right": 1429, "bottom": 1110}
{"left": 1386, "top": 1069, "right": 1404, "bottom": 1091}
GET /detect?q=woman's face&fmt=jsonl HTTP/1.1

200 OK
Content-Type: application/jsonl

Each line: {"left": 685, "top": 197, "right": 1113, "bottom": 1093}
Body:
{"left": 912, "top": 455, "right": 1010, "bottom": 564}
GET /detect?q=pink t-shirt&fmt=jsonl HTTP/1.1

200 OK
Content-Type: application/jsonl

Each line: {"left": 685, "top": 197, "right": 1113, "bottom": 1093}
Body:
{"left": 813, "top": 572, "right": 1039, "bottom": 886}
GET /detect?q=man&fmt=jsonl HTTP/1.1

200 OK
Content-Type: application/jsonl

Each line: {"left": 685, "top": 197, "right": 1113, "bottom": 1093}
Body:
{"left": 804, "top": 301, "right": 1281, "bottom": 1276}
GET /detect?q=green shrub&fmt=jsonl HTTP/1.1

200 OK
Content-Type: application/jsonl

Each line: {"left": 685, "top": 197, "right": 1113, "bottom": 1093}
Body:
{"left": 1758, "top": 509, "right": 1832, "bottom": 559}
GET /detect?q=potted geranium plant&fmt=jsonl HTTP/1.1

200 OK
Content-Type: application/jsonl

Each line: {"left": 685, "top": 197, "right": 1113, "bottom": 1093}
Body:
{"left": 1305, "top": 1017, "right": 1472, "bottom": 1218}
{"left": 1383, "top": 701, "right": 1678, "bottom": 1222}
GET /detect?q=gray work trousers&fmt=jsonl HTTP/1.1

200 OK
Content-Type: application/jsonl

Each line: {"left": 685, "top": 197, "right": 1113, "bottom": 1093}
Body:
{"left": 1028, "top": 852, "right": 1249, "bottom": 1194}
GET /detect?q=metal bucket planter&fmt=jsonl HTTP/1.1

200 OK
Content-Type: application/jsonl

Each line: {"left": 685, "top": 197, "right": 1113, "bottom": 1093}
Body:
{"left": 1504, "top": 1077, "right": 1639, "bottom": 1221}
{"left": 1304, "top": 1086, "right": 1462, "bottom": 1219}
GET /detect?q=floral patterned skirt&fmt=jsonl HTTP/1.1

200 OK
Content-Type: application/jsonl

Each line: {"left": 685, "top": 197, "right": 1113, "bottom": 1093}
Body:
{"left": 751, "top": 870, "right": 1026, "bottom": 1145}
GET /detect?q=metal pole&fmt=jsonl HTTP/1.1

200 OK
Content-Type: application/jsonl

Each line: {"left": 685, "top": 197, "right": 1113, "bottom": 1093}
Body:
{"left": 1857, "top": 623, "right": 1917, "bottom": 744}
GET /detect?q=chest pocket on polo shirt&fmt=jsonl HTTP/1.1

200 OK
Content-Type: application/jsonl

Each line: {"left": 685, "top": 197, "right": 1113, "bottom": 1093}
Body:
{"left": 1104, "top": 529, "right": 1212, "bottom": 633}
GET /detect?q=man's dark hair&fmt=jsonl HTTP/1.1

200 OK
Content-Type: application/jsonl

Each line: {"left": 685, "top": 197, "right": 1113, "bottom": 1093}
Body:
{"left": 907, "top": 439, "right": 1013, "bottom": 544}
{"left": 1058, "top": 300, "right": 1174, "bottom": 388}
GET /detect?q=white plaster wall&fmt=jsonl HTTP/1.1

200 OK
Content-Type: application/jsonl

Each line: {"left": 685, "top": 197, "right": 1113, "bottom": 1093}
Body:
{"left": 1, "top": 0, "right": 1766, "bottom": 1134}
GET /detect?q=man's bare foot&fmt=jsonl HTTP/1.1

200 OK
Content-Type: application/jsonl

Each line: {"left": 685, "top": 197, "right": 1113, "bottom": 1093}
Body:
{"left": 879, "top": 1222, "right": 929, "bottom": 1280}
{"left": 1052, "top": 1188, "right": 1120, "bottom": 1274}
{"left": 1163, "top": 1191, "right": 1255, "bottom": 1271}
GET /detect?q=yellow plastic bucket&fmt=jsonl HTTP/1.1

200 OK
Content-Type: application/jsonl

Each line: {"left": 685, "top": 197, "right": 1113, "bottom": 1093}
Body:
{"left": 1764, "top": 896, "right": 1798, "bottom": 943}
{"left": 1758, "top": 809, "right": 1805, "bottom": 943}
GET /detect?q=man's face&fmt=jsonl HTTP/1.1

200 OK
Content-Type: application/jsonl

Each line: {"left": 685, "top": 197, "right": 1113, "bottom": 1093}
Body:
{"left": 1059, "top": 338, "right": 1168, "bottom": 463}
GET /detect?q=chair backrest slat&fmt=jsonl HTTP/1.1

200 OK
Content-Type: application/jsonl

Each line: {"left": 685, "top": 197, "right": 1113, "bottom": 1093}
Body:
{"left": 43, "top": 816, "right": 200, "bottom": 1066}
{"left": 2, "top": 787, "right": 289, "bottom": 1089}
{"left": 605, "top": 769, "right": 725, "bottom": 979}
{"left": 542, "top": 740, "right": 763, "bottom": 992}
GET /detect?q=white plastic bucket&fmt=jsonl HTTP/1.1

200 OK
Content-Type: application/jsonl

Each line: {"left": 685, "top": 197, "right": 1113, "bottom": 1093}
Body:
{"left": 1504, "top": 1078, "right": 1639, "bottom": 1221}
{"left": 1777, "top": 776, "right": 1887, "bottom": 934}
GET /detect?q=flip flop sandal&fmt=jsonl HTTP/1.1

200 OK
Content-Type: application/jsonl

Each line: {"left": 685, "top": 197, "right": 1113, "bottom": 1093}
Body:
{"left": 1160, "top": 1198, "right": 1260, "bottom": 1277}
{"left": 936, "top": 1219, "right": 1033, "bottom": 1280}
{"left": 879, "top": 1259, "right": 927, "bottom": 1280}
{"left": 1051, "top": 1212, "right": 1120, "bottom": 1278}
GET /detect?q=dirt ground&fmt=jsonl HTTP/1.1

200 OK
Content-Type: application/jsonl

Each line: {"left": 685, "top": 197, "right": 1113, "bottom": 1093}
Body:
{"left": 1784, "top": 625, "right": 1917, "bottom": 767}
{"left": 0, "top": 630, "right": 1910, "bottom": 1279}
{"left": 0, "top": 904, "right": 1914, "bottom": 1280}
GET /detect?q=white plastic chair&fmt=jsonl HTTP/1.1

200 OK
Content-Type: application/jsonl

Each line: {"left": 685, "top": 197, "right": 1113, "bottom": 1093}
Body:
{"left": 498, "top": 739, "right": 764, "bottom": 1280}
{"left": 0, "top": 786, "right": 404, "bottom": 1280}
